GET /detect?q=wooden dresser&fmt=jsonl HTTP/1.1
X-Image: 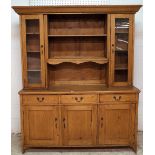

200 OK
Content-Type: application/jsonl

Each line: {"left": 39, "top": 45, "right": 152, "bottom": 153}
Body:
{"left": 12, "top": 5, "right": 142, "bottom": 153}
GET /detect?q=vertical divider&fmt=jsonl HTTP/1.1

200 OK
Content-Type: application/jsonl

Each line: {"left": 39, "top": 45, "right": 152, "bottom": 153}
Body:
{"left": 44, "top": 15, "right": 48, "bottom": 88}
{"left": 107, "top": 14, "right": 111, "bottom": 87}
{"left": 40, "top": 15, "right": 46, "bottom": 88}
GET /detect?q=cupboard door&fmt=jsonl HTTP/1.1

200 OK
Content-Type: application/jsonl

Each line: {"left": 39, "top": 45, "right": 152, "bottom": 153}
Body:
{"left": 110, "top": 14, "right": 134, "bottom": 86}
{"left": 98, "top": 104, "right": 135, "bottom": 145}
{"left": 23, "top": 106, "right": 59, "bottom": 146}
{"left": 62, "top": 105, "right": 97, "bottom": 146}
{"left": 21, "top": 15, "right": 45, "bottom": 88}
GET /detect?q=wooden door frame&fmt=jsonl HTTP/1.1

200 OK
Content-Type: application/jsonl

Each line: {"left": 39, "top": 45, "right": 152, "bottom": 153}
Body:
{"left": 98, "top": 103, "right": 135, "bottom": 145}
{"left": 61, "top": 105, "right": 97, "bottom": 146}
{"left": 23, "top": 106, "right": 60, "bottom": 146}
{"left": 109, "top": 14, "right": 134, "bottom": 86}
{"left": 21, "top": 15, "right": 45, "bottom": 88}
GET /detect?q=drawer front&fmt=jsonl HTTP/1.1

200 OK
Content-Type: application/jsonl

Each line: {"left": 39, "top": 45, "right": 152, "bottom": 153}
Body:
{"left": 23, "top": 95, "right": 59, "bottom": 105}
{"left": 100, "top": 94, "right": 136, "bottom": 102}
{"left": 61, "top": 95, "right": 98, "bottom": 104}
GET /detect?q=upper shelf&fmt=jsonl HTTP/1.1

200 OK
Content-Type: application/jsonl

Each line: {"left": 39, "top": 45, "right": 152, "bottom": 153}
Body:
{"left": 26, "top": 32, "right": 40, "bottom": 35}
{"left": 47, "top": 57, "right": 108, "bottom": 65}
{"left": 12, "top": 5, "right": 142, "bottom": 15}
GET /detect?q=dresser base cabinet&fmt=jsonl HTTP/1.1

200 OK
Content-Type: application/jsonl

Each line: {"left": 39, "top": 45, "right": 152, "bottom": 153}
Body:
{"left": 20, "top": 89, "right": 139, "bottom": 153}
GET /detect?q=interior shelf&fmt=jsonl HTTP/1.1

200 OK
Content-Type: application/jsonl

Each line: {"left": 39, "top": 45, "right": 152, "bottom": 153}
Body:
{"left": 115, "top": 32, "right": 128, "bottom": 34}
{"left": 26, "top": 33, "right": 40, "bottom": 35}
{"left": 27, "top": 70, "right": 41, "bottom": 72}
{"left": 27, "top": 51, "right": 40, "bottom": 53}
{"left": 48, "top": 34, "right": 107, "bottom": 37}
{"left": 47, "top": 57, "right": 108, "bottom": 65}
{"left": 115, "top": 64, "right": 128, "bottom": 70}
{"left": 115, "top": 50, "right": 128, "bottom": 52}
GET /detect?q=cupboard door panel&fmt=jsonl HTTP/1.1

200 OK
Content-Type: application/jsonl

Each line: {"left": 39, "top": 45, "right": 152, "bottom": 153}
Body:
{"left": 98, "top": 104, "right": 135, "bottom": 145}
{"left": 62, "top": 105, "right": 97, "bottom": 146}
{"left": 21, "top": 15, "right": 45, "bottom": 88}
{"left": 23, "top": 106, "right": 59, "bottom": 146}
{"left": 110, "top": 14, "right": 134, "bottom": 86}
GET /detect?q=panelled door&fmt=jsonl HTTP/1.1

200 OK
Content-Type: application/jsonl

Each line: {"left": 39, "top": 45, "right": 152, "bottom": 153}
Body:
{"left": 61, "top": 105, "right": 97, "bottom": 146}
{"left": 21, "top": 15, "right": 45, "bottom": 88}
{"left": 98, "top": 104, "right": 135, "bottom": 145}
{"left": 23, "top": 106, "right": 60, "bottom": 146}
{"left": 110, "top": 14, "right": 134, "bottom": 86}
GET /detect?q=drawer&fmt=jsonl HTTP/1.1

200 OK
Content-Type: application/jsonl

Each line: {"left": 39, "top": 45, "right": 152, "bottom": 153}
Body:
{"left": 23, "top": 95, "right": 59, "bottom": 105}
{"left": 100, "top": 94, "right": 136, "bottom": 102}
{"left": 61, "top": 95, "right": 98, "bottom": 104}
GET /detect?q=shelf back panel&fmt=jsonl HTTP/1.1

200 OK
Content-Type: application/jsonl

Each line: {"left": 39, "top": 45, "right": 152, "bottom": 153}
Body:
{"left": 48, "top": 37, "right": 107, "bottom": 58}
{"left": 48, "top": 14, "right": 107, "bottom": 36}
{"left": 48, "top": 62, "right": 107, "bottom": 86}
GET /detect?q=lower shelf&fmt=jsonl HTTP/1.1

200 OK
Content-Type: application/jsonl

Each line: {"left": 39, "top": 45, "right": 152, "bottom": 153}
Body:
{"left": 47, "top": 57, "right": 108, "bottom": 65}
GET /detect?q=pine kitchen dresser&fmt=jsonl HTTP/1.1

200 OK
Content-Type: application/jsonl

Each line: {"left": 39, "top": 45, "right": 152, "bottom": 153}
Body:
{"left": 12, "top": 5, "right": 142, "bottom": 153}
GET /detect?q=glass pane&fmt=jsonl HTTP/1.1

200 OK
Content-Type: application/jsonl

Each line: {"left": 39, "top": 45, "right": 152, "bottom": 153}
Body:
{"left": 26, "top": 19, "right": 41, "bottom": 84}
{"left": 26, "top": 20, "right": 39, "bottom": 34}
{"left": 115, "top": 18, "right": 129, "bottom": 33}
{"left": 28, "top": 71, "right": 41, "bottom": 84}
{"left": 114, "top": 70, "right": 128, "bottom": 82}
{"left": 114, "top": 18, "right": 129, "bottom": 82}
{"left": 27, "top": 52, "right": 41, "bottom": 70}
{"left": 115, "top": 52, "right": 128, "bottom": 70}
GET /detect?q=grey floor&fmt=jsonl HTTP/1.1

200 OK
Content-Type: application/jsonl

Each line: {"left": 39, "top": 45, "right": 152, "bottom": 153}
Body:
{"left": 11, "top": 132, "right": 143, "bottom": 155}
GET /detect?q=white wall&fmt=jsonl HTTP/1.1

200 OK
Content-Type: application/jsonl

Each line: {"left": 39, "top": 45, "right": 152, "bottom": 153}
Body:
{"left": 11, "top": 0, "right": 143, "bottom": 133}
{"left": 11, "top": 0, "right": 29, "bottom": 133}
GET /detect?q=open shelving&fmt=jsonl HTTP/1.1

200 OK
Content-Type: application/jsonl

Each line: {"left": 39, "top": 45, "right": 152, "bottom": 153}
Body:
{"left": 46, "top": 14, "right": 108, "bottom": 87}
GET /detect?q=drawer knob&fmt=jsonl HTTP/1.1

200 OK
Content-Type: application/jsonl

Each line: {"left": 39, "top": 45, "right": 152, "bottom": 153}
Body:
{"left": 75, "top": 97, "right": 83, "bottom": 102}
{"left": 113, "top": 96, "right": 121, "bottom": 101}
{"left": 36, "top": 97, "right": 44, "bottom": 102}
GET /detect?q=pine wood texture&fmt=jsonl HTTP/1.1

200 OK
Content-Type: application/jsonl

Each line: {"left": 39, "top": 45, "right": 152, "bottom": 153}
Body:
{"left": 12, "top": 5, "right": 142, "bottom": 153}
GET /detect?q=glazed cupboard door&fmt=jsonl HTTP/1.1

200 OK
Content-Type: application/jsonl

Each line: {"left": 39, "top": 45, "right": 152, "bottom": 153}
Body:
{"left": 23, "top": 106, "right": 59, "bottom": 146}
{"left": 61, "top": 105, "right": 97, "bottom": 146}
{"left": 21, "top": 15, "right": 45, "bottom": 88}
{"left": 98, "top": 104, "right": 135, "bottom": 145}
{"left": 110, "top": 14, "right": 134, "bottom": 86}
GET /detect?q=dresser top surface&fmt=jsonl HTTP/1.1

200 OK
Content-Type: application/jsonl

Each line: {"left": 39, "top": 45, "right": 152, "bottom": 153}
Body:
{"left": 19, "top": 85, "right": 140, "bottom": 95}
